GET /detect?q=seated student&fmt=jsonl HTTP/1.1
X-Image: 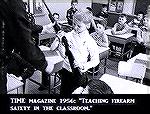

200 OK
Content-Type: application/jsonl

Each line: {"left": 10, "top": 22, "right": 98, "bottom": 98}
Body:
{"left": 41, "top": 13, "right": 60, "bottom": 34}
{"left": 82, "top": 7, "right": 97, "bottom": 34}
{"left": 140, "top": 15, "right": 150, "bottom": 46}
{"left": 131, "top": 15, "right": 148, "bottom": 57}
{"left": 96, "top": 4, "right": 108, "bottom": 19}
{"left": 72, "top": 79, "right": 114, "bottom": 94}
{"left": 83, "top": 7, "right": 107, "bottom": 34}
{"left": 95, "top": 4, "right": 108, "bottom": 28}
{"left": 90, "top": 21, "right": 109, "bottom": 47}
{"left": 147, "top": 5, "right": 150, "bottom": 54}
{"left": 111, "top": 14, "right": 130, "bottom": 35}
{"left": 128, "top": 11, "right": 144, "bottom": 29}
{"left": 109, "top": 14, "right": 131, "bottom": 59}
{"left": 128, "top": 11, "right": 145, "bottom": 38}
{"left": 50, "top": 12, "right": 100, "bottom": 96}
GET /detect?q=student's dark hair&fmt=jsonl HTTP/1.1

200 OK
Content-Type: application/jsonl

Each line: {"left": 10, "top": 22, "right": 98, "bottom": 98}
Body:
{"left": 71, "top": 0, "right": 78, "bottom": 5}
{"left": 86, "top": 7, "right": 93, "bottom": 12}
{"left": 119, "top": 13, "right": 127, "bottom": 18}
{"left": 102, "top": 4, "right": 108, "bottom": 8}
{"left": 73, "top": 13, "right": 83, "bottom": 22}
{"left": 53, "top": 13, "right": 59, "bottom": 17}
{"left": 94, "top": 20, "right": 105, "bottom": 27}
{"left": 138, "top": 11, "right": 144, "bottom": 15}
{"left": 88, "top": 79, "right": 114, "bottom": 94}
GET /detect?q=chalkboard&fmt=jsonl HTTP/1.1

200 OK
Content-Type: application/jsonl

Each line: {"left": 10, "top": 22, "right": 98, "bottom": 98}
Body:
{"left": 92, "top": 3, "right": 104, "bottom": 16}
{"left": 134, "top": 0, "right": 150, "bottom": 15}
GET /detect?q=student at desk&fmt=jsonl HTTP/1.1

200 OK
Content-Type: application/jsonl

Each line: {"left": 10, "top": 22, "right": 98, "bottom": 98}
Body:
{"left": 109, "top": 14, "right": 130, "bottom": 59}
{"left": 41, "top": 13, "right": 60, "bottom": 34}
{"left": 111, "top": 14, "right": 130, "bottom": 35}
{"left": 90, "top": 21, "right": 109, "bottom": 47}
{"left": 131, "top": 15, "right": 148, "bottom": 57}
{"left": 38, "top": 13, "right": 63, "bottom": 91}
{"left": 83, "top": 7, "right": 107, "bottom": 34}
{"left": 50, "top": 13, "right": 100, "bottom": 96}
{"left": 128, "top": 11, "right": 144, "bottom": 29}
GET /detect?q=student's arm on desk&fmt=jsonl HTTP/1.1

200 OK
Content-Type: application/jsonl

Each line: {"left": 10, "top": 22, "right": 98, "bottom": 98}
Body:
{"left": 112, "top": 23, "right": 130, "bottom": 35}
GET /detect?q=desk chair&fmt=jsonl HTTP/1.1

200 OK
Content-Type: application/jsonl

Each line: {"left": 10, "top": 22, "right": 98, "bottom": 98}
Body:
{"left": 25, "top": 46, "right": 63, "bottom": 94}
{"left": 48, "top": 60, "right": 63, "bottom": 94}
{"left": 7, "top": 74, "right": 24, "bottom": 94}
{"left": 28, "top": 59, "right": 63, "bottom": 94}
{"left": 118, "top": 61, "right": 146, "bottom": 83}
{"left": 90, "top": 31, "right": 110, "bottom": 78}
{"left": 100, "top": 74, "right": 150, "bottom": 94}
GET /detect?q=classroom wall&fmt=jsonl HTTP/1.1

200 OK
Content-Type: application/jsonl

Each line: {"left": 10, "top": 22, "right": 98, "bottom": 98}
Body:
{"left": 32, "top": 0, "right": 92, "bottom": 26}
{"left": 107, "top": 12, "right": 135, "bottom": 27}
{"left": 134, "top": 0, "right": 150, "bottom": 15}
{"left": 92, "top": 0, "right": 150, "bottom": 27}
{"left": 123, "top": 0, "right": 135, "bottom": 15}
{"left": 107, "top": 0, "right": 150, "bottom": 27}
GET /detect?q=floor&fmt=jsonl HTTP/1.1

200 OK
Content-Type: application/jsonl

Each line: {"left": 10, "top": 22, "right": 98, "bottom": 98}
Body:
{"left": 8, "top": 57, "right": 150, "bottom": 94}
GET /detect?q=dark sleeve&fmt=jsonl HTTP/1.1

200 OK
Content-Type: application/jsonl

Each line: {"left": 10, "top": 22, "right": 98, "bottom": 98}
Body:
{"left": 10, "top": 0, "right": 47, "bottom": 71}
{"left": 31, "top": 24, "right": 43, "bottom": 33}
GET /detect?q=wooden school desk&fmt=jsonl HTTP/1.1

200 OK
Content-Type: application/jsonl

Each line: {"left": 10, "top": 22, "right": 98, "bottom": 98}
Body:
{"left": 100, "top": 74, "right": 150, "bottom": 94}
{"left": 127, "top": 53, "right": 150, "bottom": 80}
{"left": 28, "top": 46, "right": 64, "bottom": 94}
{"left": 105, "top": 29, "right": 135, "bottom": 60}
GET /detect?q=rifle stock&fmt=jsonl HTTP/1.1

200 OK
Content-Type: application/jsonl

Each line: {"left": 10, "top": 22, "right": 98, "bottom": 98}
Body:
{"left": 62, "top": 37, "right": 82, "bottom": 75}
{"left": 42, "top": 0, "right": 82, "bottom": 77}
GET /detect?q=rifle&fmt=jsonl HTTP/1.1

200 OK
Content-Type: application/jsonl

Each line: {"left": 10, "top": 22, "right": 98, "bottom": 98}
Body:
{"left": 42, "top": 0, "right": 83, "bottom": 79}
{"left": 42, "top": 0, "right": 61, "bottom": 33}
{"left": 61, "top": 36, "right": 86, "bottom": 87}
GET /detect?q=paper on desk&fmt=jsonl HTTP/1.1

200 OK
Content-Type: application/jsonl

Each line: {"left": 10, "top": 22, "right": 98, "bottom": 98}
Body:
{"left": 105, "top": 29, "right": 134, "bottom": 39}
{"left": 39, "top": 45, "right": 51, "bottom": 51}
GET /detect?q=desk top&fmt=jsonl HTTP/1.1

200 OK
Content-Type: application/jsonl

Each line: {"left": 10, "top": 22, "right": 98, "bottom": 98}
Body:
{"left": 100, "top": 74, "right": 150, "bottom": 94}
{"left": 39, "top": 45, "right": 51, "bottom": 51}
{"left": 98, "top": 47, "right": 110, "bottom": 54}
{"left": 39, "top": 45, "right": 64, "bottom": 73}
{"left": 39, "top": 33, "right": 56, "bottom": 40}
{"left": 7, "top": 74, "right": 24, "bottom": 92}
{"left": 127, "top": 53, "right": 150, "bottom": 68}
{"left": 105, "top": 29, "right": 134, "bottom": 39}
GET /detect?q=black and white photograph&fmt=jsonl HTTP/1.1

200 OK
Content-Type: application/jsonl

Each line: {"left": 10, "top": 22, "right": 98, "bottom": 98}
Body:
{"left": 0, "top": 0, "right": 150, "bottom": 112}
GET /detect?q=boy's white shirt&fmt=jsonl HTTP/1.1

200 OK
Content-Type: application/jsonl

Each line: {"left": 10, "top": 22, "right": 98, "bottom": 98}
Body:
{"left": 136, "top": 27, "right": 150, "bottom": 44}
{"left": 50, "top": 29, "right": 100, "bottom": 73}
{"left": 112, "top": 23, "right": 130, "bottom": 35}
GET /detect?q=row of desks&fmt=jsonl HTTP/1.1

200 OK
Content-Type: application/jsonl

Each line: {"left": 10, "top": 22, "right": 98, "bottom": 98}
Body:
{"left": 39, "top": 28, "right": 143, "bottom": 62}
{"left": 127, "top": 53, "right": 150, "bottom": 80}
{"left": 100, "top": 74, "right": 150, "bottom": 94}
{"left": 105, "top": 29, "right": 135, "bottom": 60}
